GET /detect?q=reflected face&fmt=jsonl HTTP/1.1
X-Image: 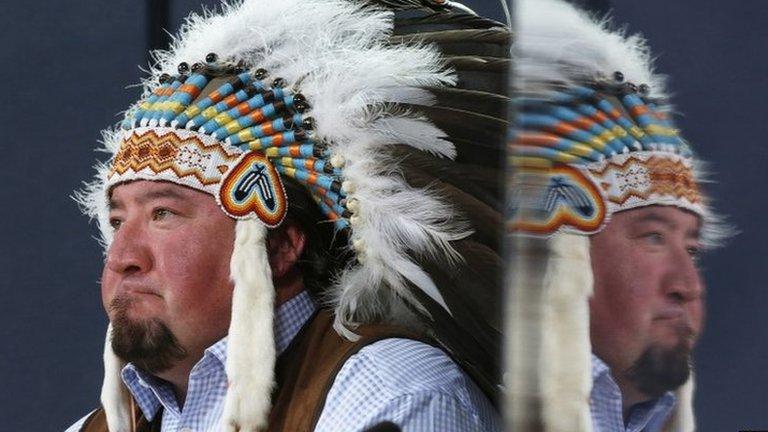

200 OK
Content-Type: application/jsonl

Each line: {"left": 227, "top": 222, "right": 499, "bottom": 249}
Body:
{"left": 102, "top": 181, "right": 236, "bottom": 372}
{"left": 589, "top": 205, "right": 704, "bottom": 397}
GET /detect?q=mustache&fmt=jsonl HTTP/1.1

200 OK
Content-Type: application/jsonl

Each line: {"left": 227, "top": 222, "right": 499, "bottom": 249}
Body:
{"left": 109, "top": 289, "right": 161, "bottom": 312}
{"left": 671, "top": 319, "right": 697, "bottom": 343}
{"left": 109, "top": 293, "right": 140, "bottom": 314}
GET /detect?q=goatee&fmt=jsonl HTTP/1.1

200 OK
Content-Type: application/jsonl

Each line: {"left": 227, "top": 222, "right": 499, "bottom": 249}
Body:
{"left": 626, "top": 324, "right": 694, "bottom": 398}
{"left": 109, "top": 295, "right": 187, "bottom": 373}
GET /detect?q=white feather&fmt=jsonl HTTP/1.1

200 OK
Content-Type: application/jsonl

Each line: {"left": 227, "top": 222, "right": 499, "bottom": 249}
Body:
{"left": 691, "top": 158, "right": 736, "bottom": 249}
{"left": 515, "top": 0, "right": 667, "bottom": 99}
{"left": 368, "top": 116, "right": 456, "bottom": 159}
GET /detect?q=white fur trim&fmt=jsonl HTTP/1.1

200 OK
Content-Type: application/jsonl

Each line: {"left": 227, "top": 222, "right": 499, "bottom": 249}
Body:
{"left": 222, "top": 219, "right": 275, "bottom": 431}
{"left": 100, "top": 324, "right": 133, "bottom": 432}
{"left": 665, "top": 375, "right": 696, "bottom": 432}
{"left": 505, "top": 234, "right": 593, "bottom": 432}
{"left": 540, "top": 233, "right": 593, "bottom": 431}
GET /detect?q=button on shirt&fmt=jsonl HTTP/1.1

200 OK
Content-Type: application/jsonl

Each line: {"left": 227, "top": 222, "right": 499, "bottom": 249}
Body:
{"left": 65, "top": 291, "right": 499, "bottom": 431}
{"left": 590, "top": 355, "right": 676, "bottom": 432}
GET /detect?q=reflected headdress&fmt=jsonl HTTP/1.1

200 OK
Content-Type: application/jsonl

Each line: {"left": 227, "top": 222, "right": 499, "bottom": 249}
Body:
{"left": 507, "top": 0, "right": 726, "bottom": 430}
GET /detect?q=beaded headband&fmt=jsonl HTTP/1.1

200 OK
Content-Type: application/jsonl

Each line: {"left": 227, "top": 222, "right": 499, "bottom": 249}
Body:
{"left": 109, "top": 56, "right": 350, "bottom": 230}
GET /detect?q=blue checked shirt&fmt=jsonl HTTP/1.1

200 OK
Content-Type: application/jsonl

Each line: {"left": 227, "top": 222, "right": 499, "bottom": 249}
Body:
{"left": 66, "top": 291, "right": 500, "bottom": 432}
{"left": 590, "top": 355, "right": 676, "bottom": 432}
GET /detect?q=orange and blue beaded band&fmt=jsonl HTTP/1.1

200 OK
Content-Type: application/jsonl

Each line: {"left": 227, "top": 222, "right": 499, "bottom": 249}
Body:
{"left": 110, "top": 53, "right": 350, "bottom": 230}
{"left": 510, "top": 73, "right": 702, "bottom": 235}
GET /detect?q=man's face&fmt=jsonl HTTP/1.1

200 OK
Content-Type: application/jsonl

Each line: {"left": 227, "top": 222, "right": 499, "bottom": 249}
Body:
{"left": 589, "top": 205, "right": 704, "bottom": 398}
{"left": 102, "top": 180, "right": 236, "bottom": 372}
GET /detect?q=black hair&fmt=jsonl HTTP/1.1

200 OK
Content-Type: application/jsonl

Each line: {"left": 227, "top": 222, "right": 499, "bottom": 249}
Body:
{"left": 277, "top": 178, "right": 352, "bottom": 302}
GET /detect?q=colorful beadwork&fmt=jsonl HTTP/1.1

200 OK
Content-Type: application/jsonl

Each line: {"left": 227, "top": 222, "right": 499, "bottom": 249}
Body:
{"left": 510, "top": 165, "right": 606, "bottom": 234}
{"left": 587, "top": 152, "right": 701, "bottom": 209}
{"left": 110, "top": 128, "right": 239, "bottom": 188}
{"left": 511, "top": 77, "right": 703, "bottom": 235}
{"left": 218, "top": 152, "right": 287, "bottom": 226}
{"left": 512, "top": 82, "right": 689, "bottom": 170}
{"left": 111, "top": 55, "right": 348, "bottom": 228}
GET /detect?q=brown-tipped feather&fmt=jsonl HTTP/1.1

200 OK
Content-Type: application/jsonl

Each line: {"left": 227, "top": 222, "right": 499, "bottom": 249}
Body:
{"left": 388, "top": 143, "right": 504, "bottom": 403}
{"left": 414, "top": 238, "right": 504, "bottom": 404}
{"left": 424, "top": 86, "right": 509, "bottom": 121}
{"left": 390, "top": 145, "right": 503, "bottom": 210}
{"left": 354, "top": 0, "right": 509, "bottom": 406}
{"left": 390, "top": 28, "right": 511, "bottom": 58}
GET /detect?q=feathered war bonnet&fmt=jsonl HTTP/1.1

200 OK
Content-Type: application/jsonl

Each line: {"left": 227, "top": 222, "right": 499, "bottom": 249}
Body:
{"left": 506, "top": 0, "right": 724, "bottom": 430}
{"left": 78, "top": 0, "right": 510, "bottom": 430}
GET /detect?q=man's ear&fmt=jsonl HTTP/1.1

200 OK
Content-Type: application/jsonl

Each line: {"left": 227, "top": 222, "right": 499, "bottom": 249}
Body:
{"left": 267, "top": 220, "right": 307, "bottom": 279}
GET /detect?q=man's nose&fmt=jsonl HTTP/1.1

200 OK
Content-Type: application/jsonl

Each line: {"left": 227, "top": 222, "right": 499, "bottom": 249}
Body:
{"left": 663, "top": 247, "right": 703, "bottom": 304}
{"left": 105, "top": 220, "right": 152, "bottom": 275}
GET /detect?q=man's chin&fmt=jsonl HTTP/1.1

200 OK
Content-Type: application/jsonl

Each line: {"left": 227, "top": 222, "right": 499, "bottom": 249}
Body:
{"left": 625, "top": 340, "right": 693, "bottom": 398}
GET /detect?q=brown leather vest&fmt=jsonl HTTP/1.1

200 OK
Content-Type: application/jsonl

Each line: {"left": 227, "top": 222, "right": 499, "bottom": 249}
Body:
{"left": 81, "top": 310, "right": 424, "bottom": 432}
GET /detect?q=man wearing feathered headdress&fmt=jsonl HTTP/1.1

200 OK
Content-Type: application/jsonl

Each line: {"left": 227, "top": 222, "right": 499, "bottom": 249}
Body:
{"left": 64, "top": 0, "right": 509, "bottom": 431}
{"left": 507, "top": 0, "right": 729, "bottom": 431}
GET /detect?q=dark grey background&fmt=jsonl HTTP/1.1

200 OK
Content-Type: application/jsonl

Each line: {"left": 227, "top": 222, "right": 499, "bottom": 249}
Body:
{"left": 607, "top": 3, "right": 768, "bottom": 430}
{"left": 572, "top": 0, "right": 768, "bottom": 429}
{"left": 0, "top": 1, "right": 764, "bottom": 431}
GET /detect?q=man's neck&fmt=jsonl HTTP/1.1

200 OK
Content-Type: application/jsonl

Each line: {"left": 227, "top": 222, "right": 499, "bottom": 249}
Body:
{"left": 275, "top": 268, "right": 305, "bottom": 306}
{"left": 614, "top": 375, "right": 654, "bottom": 422}
{"left": 152, "top": 347, "right": 207, "bottom": 406}
{"left": 145, "top": 277, "right": 307, "bottom": 407}
{"left": 148, "top": 285, "right": 308, "bottom": 406}
{"left": 593, "top": 354, "right": 654, "bottom": 422}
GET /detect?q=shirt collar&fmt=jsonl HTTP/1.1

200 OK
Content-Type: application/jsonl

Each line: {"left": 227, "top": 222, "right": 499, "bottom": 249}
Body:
{"left": 591, "top": 353, "right": 612, "bottom": 382}
{"left": 121, "top": 290, "right": 318, "bottom": 420}
{"left": 203, "top": 289, "right": 318, "bottom": 364}
{"left": 590, "top": 354, "right": 677, "bottom": 431}
{"left": 273, "top": 290, "right": 318, "bottom": 354}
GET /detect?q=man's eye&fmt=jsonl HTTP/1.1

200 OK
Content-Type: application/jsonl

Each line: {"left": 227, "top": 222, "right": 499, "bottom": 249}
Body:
{"left": 642, "top": 232, "right": 664, "bottom": 244}
{"left": 152, "top": 208, "right": 173, "bottom": 220}
{"left": 687, "top": 246, "right": 701, "bottom": 261}
{"left": 109, "top": 218, "right": 122, "bottom": 231}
